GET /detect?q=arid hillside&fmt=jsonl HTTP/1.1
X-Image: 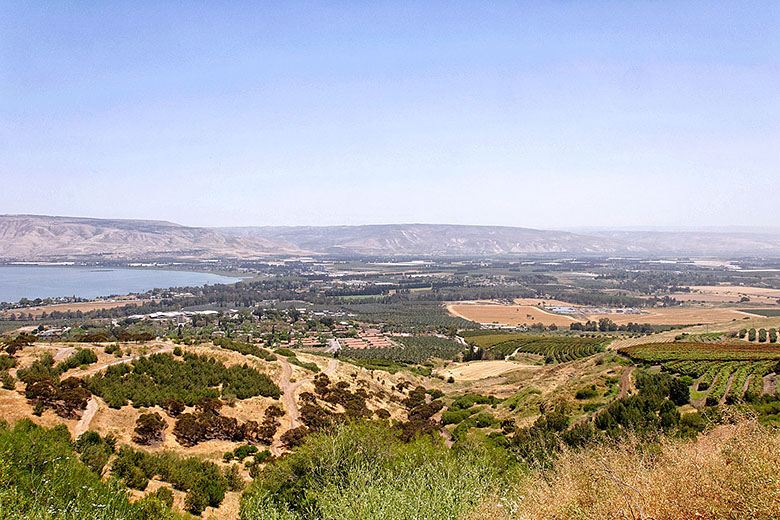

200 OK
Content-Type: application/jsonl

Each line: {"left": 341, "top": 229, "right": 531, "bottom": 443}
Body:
{"left": 0, "top": 215, "right": 303, "bottom": 261}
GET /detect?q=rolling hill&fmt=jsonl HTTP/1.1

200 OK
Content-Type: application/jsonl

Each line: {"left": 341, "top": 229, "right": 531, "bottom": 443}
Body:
{"left": 3, "top": 215, "right": 780, "bottom": 260}
{"left": 0, "top": 215, "right": 302, "bottom": 261}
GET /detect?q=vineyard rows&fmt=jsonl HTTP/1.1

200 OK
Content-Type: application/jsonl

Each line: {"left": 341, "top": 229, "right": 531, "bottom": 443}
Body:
{"left": 631, "top": 341, "right": 780, "bottom": 403}
{"left": 341, "top": 336, "right": 464, "bottom": 365}
{"left": 621, "top": 342, "right": 780, "bottom": 363}
{"left": 486, "top": 336, "right": 608, "bottom": 364}
{"left": 661, "top": 359, "right": 775, "bottom": 403}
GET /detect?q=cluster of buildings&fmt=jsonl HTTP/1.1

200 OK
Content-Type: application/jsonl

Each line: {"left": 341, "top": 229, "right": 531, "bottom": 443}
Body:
{"left": 337, "top": 329, "right": 397, "bottom": 350}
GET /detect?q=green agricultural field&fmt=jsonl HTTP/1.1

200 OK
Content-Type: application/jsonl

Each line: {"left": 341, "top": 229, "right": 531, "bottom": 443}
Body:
{"left": 621, "top": 341, "right": 780, "bottom": 404}
{"left": 341, "top": 335, "right": 464, "bottom": 365}
{"left": 467, "top": 333, "right": 526, "bottom": 349}
{"left": 620, "top": 342, "right": 780, "bottom": 363}
{"left": 341, "top": 302, "right": 478, "bottom": 330}
{"left": 484, "top": 335, "right": 608, "bottom": 364}
{"left": 744, "top": 309, "right": 780, "bottom": 317}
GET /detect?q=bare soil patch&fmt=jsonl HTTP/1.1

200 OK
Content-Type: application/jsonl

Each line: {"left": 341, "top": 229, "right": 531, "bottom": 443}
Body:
{"left": 584, "top": 307, "right": 761, "bottom": 326}
{"left": 448, "top": 304, "right": 580, "bottom": 327}
{"left": 438, "top": 360, "right": 542, "bottom": 381}
{"left": 1, "top": 298, "right": 154, "bottom": 318}
{"left": 669, "top": 285, "right": 780, "bottom": 305}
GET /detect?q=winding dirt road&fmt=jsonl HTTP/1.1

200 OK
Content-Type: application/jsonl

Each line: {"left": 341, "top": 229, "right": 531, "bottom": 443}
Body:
{"left": 270, "top": 357, "right": 339, "bottom": 456}
{"left": 74, "top": 397, "right": 98, "bottom": 437}
{"left": 52, "top": 346, "right": 76, "bottom": 361}
{"left": 431, "top": 410, "right": 454, "bottom": 448}
{"left": 618, "top": 366, "right": 634, "bottom": 399}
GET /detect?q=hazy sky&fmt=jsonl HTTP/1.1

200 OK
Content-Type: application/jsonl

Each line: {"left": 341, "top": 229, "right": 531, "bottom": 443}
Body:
{"left": 2, "top": 2, "right": 778, "bottom": 228}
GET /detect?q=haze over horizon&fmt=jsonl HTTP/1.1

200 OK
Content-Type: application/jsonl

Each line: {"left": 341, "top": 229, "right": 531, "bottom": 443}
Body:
{"left": 3, "top": 2, "right": 778, "bottom": 229}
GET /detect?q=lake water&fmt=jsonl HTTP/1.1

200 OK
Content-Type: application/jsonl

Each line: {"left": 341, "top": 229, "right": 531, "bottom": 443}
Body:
{"left": 0, "top": 266, "right": 242, "bottom": 303}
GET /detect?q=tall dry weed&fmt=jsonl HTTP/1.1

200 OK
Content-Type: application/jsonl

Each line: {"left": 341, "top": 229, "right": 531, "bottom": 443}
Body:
{"left": 473, "top": 418, "right": 780, "bottom": 520}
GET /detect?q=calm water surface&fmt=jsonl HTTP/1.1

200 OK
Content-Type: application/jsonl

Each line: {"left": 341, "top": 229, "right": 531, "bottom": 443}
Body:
{"left": 0, "top": 266, "right": 241, "bottom": 303}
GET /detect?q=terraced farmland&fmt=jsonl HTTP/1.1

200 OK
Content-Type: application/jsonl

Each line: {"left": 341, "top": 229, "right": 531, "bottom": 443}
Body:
{"left": 475, "top": 335, "right": 609, "bottom": 364}
{"left": 619, "top": 341, "right": 780, "bottom": 403}
{"left": 620, "top": 342, "right": 780, "bottom": 363}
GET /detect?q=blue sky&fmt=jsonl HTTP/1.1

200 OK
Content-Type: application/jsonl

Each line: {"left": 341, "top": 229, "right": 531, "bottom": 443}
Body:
{"left": 2, "top": 2, "right": 778, "bottom": 228}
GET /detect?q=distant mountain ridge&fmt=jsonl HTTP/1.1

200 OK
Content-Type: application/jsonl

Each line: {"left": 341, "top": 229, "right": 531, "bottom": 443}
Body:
{"left": 0, "top": 215, "right": 302, "bottom": 261}
{"left": 3, "top": 215, "right": 780, "bottom": 260}
{"left": 220, "top": 224, "right": 634, "bottom": 256}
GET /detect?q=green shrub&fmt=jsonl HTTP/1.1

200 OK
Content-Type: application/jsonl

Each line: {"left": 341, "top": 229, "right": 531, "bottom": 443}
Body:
{"left": 234, "top": 444, "right": 260, "bottom": 460}
{"left": 575, "top": 386, "right": 599, "bottom": 400}
{"left": 441, "top": 409, "right": 471, "bottom": 425}
{"left": 0, "top": 420, "right": 180, "bottom": 519}
{"left": 240, "top": 421, "right": 505, "bottom": 520}
{"left": 0, "top": 355, "right": 17, "bottom": 371}
{"left": 87, "top": 352, "right": 280, "bottom": 407}
{"left": 1, "top": 371, "right": 15, "bottom": 390}
{"left": 155, "top": 486, "right": 175, "bottom": 507}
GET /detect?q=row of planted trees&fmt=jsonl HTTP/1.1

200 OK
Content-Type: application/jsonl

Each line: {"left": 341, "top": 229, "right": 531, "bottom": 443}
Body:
{"left": 739, "top": 327, "right": 779, "bottom": 343}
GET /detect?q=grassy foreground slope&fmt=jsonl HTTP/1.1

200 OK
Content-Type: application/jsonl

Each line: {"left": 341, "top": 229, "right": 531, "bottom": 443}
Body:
{"left": 240, "top": 418, "right": 780, "bottom": 520}
{"left": 0, "top": 419, "right": 183, "bottom": 520}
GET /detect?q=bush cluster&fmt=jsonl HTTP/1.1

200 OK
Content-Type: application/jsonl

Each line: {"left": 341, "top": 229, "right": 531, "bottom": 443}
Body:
{"left": 173, "top": 400, "right": 283, "bottom": 447}
{"left": 112, "top": 445, "right": 232, "bottom": 515}
{"left": 87, "top": 352, "right": 280, "bottom": 408}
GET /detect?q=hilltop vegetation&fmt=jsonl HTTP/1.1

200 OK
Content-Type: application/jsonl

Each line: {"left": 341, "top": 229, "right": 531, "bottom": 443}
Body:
{"left": 87, "top": 352, "right": 280, "bottom": 408}
{"left": 238, "top": 415, "right": 780, "bottom": 520}
{"left": 0, "top": 419, "right": 181, "bottom": 519}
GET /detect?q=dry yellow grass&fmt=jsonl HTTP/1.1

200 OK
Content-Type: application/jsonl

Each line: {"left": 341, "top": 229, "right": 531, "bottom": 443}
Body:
{"left": 448, "top": 304, "right": 580, "bottom": 327}
{"left": 0, "top": 299, "right": 155, "bottom": 318}
{"left": 448, "top": 297, "right": 770, "bottom": 328}
{"left": 437, "top": 360, "right": 541, "bottom": 381}
{"left": 680, "top": 285, "right": 780, "bottom": 305}
{"left": 583, "top": 307, "right": 761, "bottom": 326}
{"left": 473, "top": 418, "right": 780, "bottom": 520}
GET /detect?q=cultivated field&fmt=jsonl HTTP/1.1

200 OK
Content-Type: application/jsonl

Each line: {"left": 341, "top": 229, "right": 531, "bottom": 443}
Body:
{"left": 669, "top": 285, "right": 780, "bottom": 305}
{"left": 620, "top": 340, "right": 780, "bottom": 404}
{"left": 447, "top": 303, "right": 580, "bottom": 326}
{"left": 448, "top": 301, "right": 763, "bottom": 326}
{"left": 584, "top": 307, "right": 761, "bottom": 325}
{"left": 1, "top": 298, "right": 153, "bottom": 318}
{"left": 438, "top": 360, "right": 540, "bottom": 381}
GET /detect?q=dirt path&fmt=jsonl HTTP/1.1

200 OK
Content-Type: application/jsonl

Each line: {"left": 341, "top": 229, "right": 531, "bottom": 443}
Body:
{"left": 271, "top": 357, "right": 339, "bottom": 456}
{"left": 53, "top": 346, "right": 76, "bottom": 361}
{"left": 618, "top": 366, "right": 634, "bottom": 398}
{"left": 763, "top": 373, "right": 776, "bottom": 396}
{"left": 431, "top": 410, "right": 454, "bottom": 448}
{"left": 741, "top": 374, "right": 752, "bottom": 395}
{"left": 568, "top": 365, "right": 636, "bottom": 431}
{"left": 720, "top": 373, "right": 736, "bottom": 405}
{"left": 74, "top": 397, "right": 98, "bottom": 437}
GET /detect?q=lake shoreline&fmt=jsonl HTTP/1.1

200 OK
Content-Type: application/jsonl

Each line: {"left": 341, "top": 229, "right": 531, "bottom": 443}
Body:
{"left": 0, "top": 265, "right": 243, "bottom": 304}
